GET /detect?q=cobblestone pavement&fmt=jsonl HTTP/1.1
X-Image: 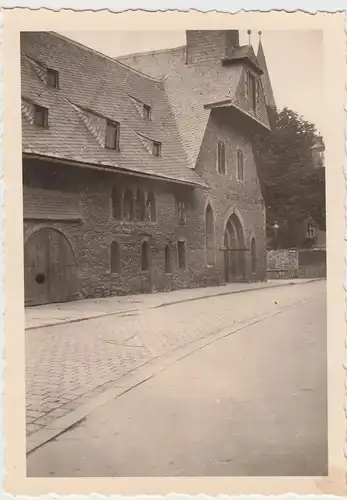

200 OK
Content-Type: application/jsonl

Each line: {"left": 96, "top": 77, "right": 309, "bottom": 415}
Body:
{"left": 27, "top": 281, "right": 327, "bottom": 477}
{"left": 25, "top": 280, "right": 324, "bottom": 437}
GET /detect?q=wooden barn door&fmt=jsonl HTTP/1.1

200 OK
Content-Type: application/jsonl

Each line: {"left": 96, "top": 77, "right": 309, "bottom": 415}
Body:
{"left": 24, "top": 228, "right": 79, "bottom": 306}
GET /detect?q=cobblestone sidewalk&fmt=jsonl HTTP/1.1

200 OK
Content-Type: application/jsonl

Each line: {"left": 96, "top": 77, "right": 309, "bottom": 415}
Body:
{"left": 26, "top": 279, "right": 323, "bottom": 441}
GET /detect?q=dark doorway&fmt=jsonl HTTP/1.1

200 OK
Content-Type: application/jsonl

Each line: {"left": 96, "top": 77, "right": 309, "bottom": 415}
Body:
{"left": 24, "top": 228, "right": 79, "bottom": 306}
{"left": 223, "top": 214, "right": 246, "bottom": 282}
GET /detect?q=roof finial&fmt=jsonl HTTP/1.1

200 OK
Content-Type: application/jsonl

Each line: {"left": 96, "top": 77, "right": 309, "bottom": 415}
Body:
{"left": 247, "top": 29, "right": 252, "bottom": 45}
{"left": 258, "top": 30, "right": 262, "bottom": 42}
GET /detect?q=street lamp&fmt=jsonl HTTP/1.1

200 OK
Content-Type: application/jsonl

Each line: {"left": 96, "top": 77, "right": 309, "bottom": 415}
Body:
{"left": 272, "top": 221, "right": 280, "bottom": 249}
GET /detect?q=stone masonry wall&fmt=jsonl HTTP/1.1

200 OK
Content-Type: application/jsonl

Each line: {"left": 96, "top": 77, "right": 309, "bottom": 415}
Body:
{"left": 23, "top": 159, "right": 200, "bottom": 301}
{"left": 23, "top": 107, "right": 267, "bottom": 304}
{"left": 191, "top": 107, "right": 267, "bottom": 283}
{"left": 266, "top": 249, "right": 299, "bottom": 279}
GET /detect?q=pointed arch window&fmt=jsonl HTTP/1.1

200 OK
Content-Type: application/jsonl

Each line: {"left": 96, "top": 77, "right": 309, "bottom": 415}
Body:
{"left": 141, "top": 240, "right": 150, "bottom": 272}
{"left": 164, "top": 245, "right": 171, "bottom": 273}
{"left": 237, "top": 149, "right": 244, "bottom": 181}
{"left": 135, "top": 189, "right": 146, "bottom": 221}
{"left": 123, "top": 189, "right": 134, "bottom": 221}
{"left": 110, "top": 241, "right": 121, "bottom": 274}
{"left": 205, "top": 204, "right": 215, "bottom": 265}
{"left": 111, "top": 185, "right": 121, "bottom": 220}
{"left": 146, "top": 191, "right": 156, "bottom": 222}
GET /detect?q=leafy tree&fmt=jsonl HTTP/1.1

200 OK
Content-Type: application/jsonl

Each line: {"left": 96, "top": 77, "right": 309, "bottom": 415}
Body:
{"left": 254, "top": 107, "right": 326, "bottom": 248}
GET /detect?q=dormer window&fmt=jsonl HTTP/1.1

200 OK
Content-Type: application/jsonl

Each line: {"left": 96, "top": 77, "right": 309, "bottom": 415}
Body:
{"left": 47, "top": 68, "right": 59, "bottom": 88}
{"left": 143, "top": 104, "right": 151, "bottom": 120}
{"left": 105, "top": 120, "right": 120, "bottom": 150}
{"left": 33, "top": 104, "right": 48, "bottom": 128}
{"left": 306, "top": 222, "right": 316, "bottom": 239}
{"left": 152, "top": 141, "right": 161, "bottom": 157}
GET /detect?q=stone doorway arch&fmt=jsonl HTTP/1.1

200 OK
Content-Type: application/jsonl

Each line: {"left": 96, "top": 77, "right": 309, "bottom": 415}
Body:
{"left": 24, "top": 228, "right": 79, "bottom": 306}
{"left": 223, "top": 213, "right": 246, "bottom": 282}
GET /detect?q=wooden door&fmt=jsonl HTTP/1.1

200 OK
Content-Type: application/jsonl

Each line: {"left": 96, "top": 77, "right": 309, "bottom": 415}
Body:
{"left": 48, "top": 229, "right": 79, "bottom": 304}
{"left": 24, "top": 229, "right": 50, "bottom": 306}
{"left": 24, "top": 228, "right": 78, "bottom": 306}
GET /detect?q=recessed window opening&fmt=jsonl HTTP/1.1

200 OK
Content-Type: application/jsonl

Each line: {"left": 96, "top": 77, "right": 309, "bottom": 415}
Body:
{"left": 105, "top": 120, "right": 120, "bottom": 150}
{"left": 177, "top": 240, "right": 186, "bottom": 269}
{"left": 34, "top": 104, "right": 49, "bottom": 128}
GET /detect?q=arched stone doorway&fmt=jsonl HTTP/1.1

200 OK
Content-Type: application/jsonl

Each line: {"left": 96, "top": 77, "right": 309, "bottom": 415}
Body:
{"left": 223, "top": 213, "right": 246, "bottom": 282}
{"left": 24, "top": 228, "right": 79, "bottom": 306}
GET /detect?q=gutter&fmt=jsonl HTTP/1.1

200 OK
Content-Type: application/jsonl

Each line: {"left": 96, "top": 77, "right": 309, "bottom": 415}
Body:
{"left": 23, "top": 152, "right": 209, "bottom": 190}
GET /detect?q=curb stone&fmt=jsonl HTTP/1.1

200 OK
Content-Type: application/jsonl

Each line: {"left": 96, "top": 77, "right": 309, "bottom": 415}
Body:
{"left": 25, "top": 278, "right": 324, "bottom": 331}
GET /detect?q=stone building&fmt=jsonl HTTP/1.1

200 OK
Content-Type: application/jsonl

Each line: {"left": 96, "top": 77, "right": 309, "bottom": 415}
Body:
{"left": 21, "top": 30, "right": 274, "bottom": 306}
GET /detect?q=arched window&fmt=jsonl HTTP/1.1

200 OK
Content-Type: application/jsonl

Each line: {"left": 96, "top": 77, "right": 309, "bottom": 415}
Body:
{"left": 111, "top": 186, "right": 121, "bottom": 220}
{"left": 123, "top": 189, "right": 134, "bottom": 221}
{"left": 205, "top": 204, "right": 215, "bottom": 265}
{"left": 251, "top": 237, "right": 256, "bottom": 274}
{"left": 141, "top": 240, "right": 150, "bottom": 271}
{"left": 110, "top": 241, "right": 120, "bottom": 273}
{"left": 146, "top": 191, "right": 156, "bottom": 222}
{"left": 164, "top": 245, "right": 171, "bottom": 273}
{"left": 135, "top": 188, "right": 145, "bottom": 221}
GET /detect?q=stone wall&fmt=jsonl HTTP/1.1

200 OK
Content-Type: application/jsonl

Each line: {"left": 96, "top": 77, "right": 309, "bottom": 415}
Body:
{"left": 267, "top": 248, "right": 326, "bottom": 279}
{"left": 23, "top": 107, "right": 267, "bottom": 304}
{"left": 266, "top": 249, "right": 299, "bottom": 279}
{"left": 194, "top": 107, "right": 267, "bottom": 283}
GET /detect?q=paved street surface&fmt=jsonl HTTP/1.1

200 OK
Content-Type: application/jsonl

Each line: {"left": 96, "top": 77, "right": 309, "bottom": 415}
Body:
{"left": 27, "top": 280, "right": 327, "bottom": 477}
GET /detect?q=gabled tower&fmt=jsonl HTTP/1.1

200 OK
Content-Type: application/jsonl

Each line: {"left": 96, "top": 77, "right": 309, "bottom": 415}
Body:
{"left": 257, "top": 32, "right": 277, "bottom": 128}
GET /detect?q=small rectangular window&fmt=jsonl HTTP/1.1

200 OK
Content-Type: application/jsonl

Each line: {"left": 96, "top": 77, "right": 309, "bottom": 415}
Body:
{"left": 152, "top": 141, "right": 161, "bottom": 157}
{"left": 47, "top": 68, "right": 59, "bottom": 88}
{"left": 177, "top": 240, "right": 186, "bottom": 269}
{"left": 105, "top": 120, "right": 120, "bottom": 150}
{"left": 237, "top": 149, "right": 244, "bottom": 181}
{"left": 143, "top": 104, "right": 151, "bottom": 120}
{"left": 217, "top": 141, "right": 226, "bottom": 175}
{"left": 110, "top": 241, "right": 120, "bottom": 273}
{"left": 34, "top": 105, "right": 49, "bottom": 128}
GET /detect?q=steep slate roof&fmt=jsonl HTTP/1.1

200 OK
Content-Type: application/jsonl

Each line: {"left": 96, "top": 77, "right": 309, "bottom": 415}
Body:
{"left": 119, "top": 44, "right": 270, "bottom": 169}
{"left": 21, "top": 32, "right": 206, "bottom": 188}
{"left": 21, "top": 31, "right": 271, "bottom": 186}
{"left": 257, "top": 39, "right": 276, "bottom": 109}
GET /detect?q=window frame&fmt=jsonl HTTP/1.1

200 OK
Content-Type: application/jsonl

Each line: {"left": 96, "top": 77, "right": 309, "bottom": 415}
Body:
{"left": 164, "top": 244, "right": 172, "bottom": 274}
{"left": 110, "top": 241, "right": 121, "bottom": 274}
{"left": 46, "top": 68, "right": 59, "bottom": 89}
{"left": 140, "top": 239, "right": 150, "bottom": 272}
{"left": 177, "top": 240, "right": 187, "bottom": 270}
{"left": 236, "top": 148, "right": 245, "bottom": 181}
{"left": 143, "top": 104, "right": 152, "bottom": 120}
{"left": 306, "top": 223, "right": 316, "bottom": 239}
{"left": 33, "top": 104, "right": 49, "bottom": 128}
{"left": 217, "top": 140, "right": 226, "bottom": 175}
{"left": 152, "top": 140, "right": 162, "bottom": 157}
{"left": 105, "top": 119, "right": 120, "bottom": 151}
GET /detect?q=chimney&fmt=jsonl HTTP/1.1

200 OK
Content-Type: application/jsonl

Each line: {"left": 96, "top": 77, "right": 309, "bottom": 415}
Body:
{"left": 186, "top": 30, "right": 239, "bottom": 65}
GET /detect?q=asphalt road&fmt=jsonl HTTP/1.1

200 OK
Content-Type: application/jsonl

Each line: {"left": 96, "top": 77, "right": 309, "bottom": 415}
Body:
{"left": 27, "top": 281, "right": 327, "bottom": 477}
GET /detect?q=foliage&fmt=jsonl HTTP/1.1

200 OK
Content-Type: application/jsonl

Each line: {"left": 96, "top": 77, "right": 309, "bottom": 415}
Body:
{"left": 254, "top": 107, "right": 326, "bottom": 248}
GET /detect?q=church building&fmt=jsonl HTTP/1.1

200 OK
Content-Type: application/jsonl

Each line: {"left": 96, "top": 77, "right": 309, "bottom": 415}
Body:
{"left": 21, "top": 29, "right": 275, "bottom": 306}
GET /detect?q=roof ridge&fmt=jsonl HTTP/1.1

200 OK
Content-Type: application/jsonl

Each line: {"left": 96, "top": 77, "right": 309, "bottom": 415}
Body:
{"left": 116, "top": 45, "right": 186, "bottom": 61}
{"left": 45, "top": 31, "right": 162, "bottom": 83}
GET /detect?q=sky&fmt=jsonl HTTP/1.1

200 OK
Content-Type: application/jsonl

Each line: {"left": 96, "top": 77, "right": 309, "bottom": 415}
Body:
{"left": 63, "top": 30, "right": 324, "bottom": 135}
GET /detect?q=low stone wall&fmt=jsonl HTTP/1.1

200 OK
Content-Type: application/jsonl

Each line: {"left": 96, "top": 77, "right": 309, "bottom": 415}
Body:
{"left": 267, "top": 248, "right": 326, "bottom": 279}
{"left": 266, "top": 249, "right": 299, "bottom": 279}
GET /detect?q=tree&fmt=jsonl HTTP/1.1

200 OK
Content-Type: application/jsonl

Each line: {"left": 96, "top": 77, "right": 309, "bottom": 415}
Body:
{"left": 253, "top": 107, "right": 326, "bottom": 248}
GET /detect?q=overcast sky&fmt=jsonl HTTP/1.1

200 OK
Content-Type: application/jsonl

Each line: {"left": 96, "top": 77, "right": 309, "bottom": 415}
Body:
{"left": 63, "top": 30, "right": 323, "bottom": 135}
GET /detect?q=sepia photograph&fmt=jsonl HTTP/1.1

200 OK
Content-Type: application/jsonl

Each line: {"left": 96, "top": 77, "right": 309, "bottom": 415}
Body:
{"left": 19, "top": 26, "right": 330, "bottom": 479}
